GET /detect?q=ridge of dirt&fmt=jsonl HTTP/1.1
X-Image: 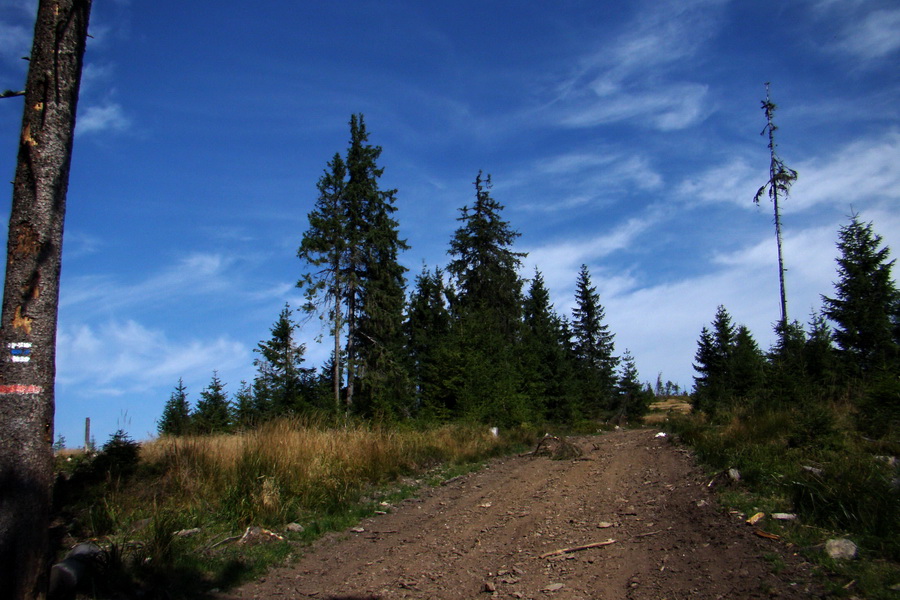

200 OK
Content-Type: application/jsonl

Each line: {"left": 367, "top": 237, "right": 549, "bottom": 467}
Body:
{"left": 220, "top": 429, "right": 823, "bottom": 599}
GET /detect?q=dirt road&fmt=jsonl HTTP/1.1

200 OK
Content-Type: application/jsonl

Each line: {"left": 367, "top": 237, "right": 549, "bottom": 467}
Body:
{"left": 222, "top": 428, "right": 819, "bottom": 599}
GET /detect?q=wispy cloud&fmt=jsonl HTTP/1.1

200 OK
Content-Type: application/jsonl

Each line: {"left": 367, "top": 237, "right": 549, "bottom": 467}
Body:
{"left": 677, "top": 157, "right": 760, "bottom": 208}
{"left": 514, "top": 150, "right": 663, "bottom": 212}
{"left": 76, "top": 102, "right": 130, "bottom": 135}
{"left": 807, "top": 1, "right": 900, "bottom": 63}
{"left": 794, "top": 131, "right": 900, "bottom": 210}
{"left": 548, "top": 0, "right": 725, "bottom": 131}
{"left": 677, "top": 131, "right": 900, "bottom": 212}
{"left": 61, "top": 252, "right": 236, "bottom": 314}
{"left": 835, "top": 8, "right": 900, "bottom": 61}
{"left": 523, "top": 208, "right": 665, "bottom": 292}
{"left": 57, "top": 320, "right": 250, "bottom": 396}
{"left": 559, "top": 82, "right": 709, "bottom": 131}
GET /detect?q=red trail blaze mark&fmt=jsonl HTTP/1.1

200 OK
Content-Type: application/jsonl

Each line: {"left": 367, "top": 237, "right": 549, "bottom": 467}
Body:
{"left": 0, "top": 384, "right": 42, "bottom": 394}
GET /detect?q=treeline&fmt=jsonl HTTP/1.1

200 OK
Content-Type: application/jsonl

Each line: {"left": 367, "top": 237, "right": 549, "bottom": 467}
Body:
{"left": 692, "top": 214, "right": 899, "bottom": 437}
{"left": 158, "top": 115, "right": 653, "bottom": 436}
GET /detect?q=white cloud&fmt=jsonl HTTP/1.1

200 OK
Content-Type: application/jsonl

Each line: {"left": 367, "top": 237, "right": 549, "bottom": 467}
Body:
{"left": 793, "top": 131, "right": 900, "bottom": 210}
{"left": 678, "top": 131, "right": 900, "bottom": 212}
{"left": 515, "top": 150, "right": 663, "bottom": 212}
{"left": 560, "top": 82, "right": 709, "bottom": 131}
{"left": 549, "top": 0, "right": 723, "bottom": 131}
{"left": 76, "top": 102, "right": 130, "bottom": 135}
{"left": 523, "top": 209, "right": 665, "bottom": 292}
{"left": 62, "top": 252, "right": 234, "bottom": 313}
{"left": 56, "top": 319, "right": 250, "bottom": 395}
{"left": 677, "top": 157, "right": 761, "bottom": 208}
{"left": 807, "top": 1, "right": 900, "bottom": 63}
{"left": 832, "top": 7, "right": 900, "bottom": 61}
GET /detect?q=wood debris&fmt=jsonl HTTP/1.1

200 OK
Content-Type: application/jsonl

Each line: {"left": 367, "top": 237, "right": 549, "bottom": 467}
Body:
{"left": 539, "top": 539, "right": 616, "bottom": 559}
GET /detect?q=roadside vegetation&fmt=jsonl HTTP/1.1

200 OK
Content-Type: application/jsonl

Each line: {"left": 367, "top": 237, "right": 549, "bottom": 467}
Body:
{"left": 53, "top": 420, "right": 540, "bottom": 598}
{"left": 662, "top": 214, "right": 900, "bottom": 598}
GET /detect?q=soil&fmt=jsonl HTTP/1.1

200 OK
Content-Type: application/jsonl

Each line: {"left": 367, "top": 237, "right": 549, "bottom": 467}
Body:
{"left": 219, "top": 428, "right": 823, "bottom": 600}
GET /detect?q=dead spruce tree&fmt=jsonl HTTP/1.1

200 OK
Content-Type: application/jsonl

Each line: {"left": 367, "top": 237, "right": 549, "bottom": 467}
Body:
{"left": 754, "top": 82, "right": 798, "bottom": 329}
{"left": 0, "top": 1, "right": 92, "bottom": 598}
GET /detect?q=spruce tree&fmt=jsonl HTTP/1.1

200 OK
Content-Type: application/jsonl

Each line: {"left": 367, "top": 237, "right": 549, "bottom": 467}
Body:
{"left": 765, "top": 319, "right": 806, "bottom": 404}
{"left": 731, "top": 325, "right": 766, "bottom": 400}
{"left": 804, "top": 311, "right": 838, "bottom": 385}
{"left": 404, "top": 266, "right": 453, "bottom": 419}
{"left": 692, "top": 326, "right": 717, "bottom": 413}
{"left": 231, "top": 380, "right": 257, "bottom": 430}
{"left": 692, "top": 305, "right": 738, "bottom": 414}
{"left": 298, "top": 152, "right": 347, "bottom": 413}
{"left": 448, "top": 172, "right": 525, "bottom": 333}
{"left": 521, "top": 269, "right": 574, "bottom": 421}
{"left": 614, "top": 350, "right": 649, "bottom": 421}
{"left": 299, "top": 115, "right": 409, "bottom": 417}
{"left": 822, "top": 215, "right": 899, "bottom": 375}
{"left": 446, "top": 172, "right": 527, "bottom": 424}
{"left": 253, "top": 304, "right": 311, "bottom": 417}
{"left": 193, "top": 372, "right": 231, "bottom": 434}
{"left": 158, "top": 378, "right": 191, "bottom": 436}
{"left": 571, "top": 264, "right": 617, "bottom": 416}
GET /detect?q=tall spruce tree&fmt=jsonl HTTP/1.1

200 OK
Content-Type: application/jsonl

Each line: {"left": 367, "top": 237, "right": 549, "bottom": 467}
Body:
{"left": 193, "top": 372, "right": 231, "bottom": 434}
{"left": 157, "top": 378, "right": 191, "bottom": 436}
{"left": 822, "top": 215, "right": 899, "bottom": 375}
{"left": 299, "top": 115, "right": 408, "bottom": 417}
{"left": 571, "top": 264, "right": 617, "bottom": 416}
{"left": 350, "top": 116, "right": 410, "bottom": 418}
{"left": 446, "top": 172, "right": 527, "bottom": 424}
{"left": 298, "top": 152, "right": 347, "bottom": 413}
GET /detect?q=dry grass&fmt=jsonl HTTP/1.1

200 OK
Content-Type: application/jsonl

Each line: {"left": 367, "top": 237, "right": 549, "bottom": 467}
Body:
{"left": 643, "top": 397, "right": 692, "bottom": 424}
{"left": 136, "top": 418, "right": 524, "bottom": 526}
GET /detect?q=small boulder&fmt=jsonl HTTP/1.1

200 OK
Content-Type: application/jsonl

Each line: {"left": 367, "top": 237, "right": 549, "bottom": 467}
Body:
{"left": 825, "top": 538, "right": 857, "bottom": 560}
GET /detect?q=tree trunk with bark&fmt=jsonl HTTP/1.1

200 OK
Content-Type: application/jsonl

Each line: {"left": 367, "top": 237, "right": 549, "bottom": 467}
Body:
{"left": 0, "top": 1, "right": 91, "bottom": 597}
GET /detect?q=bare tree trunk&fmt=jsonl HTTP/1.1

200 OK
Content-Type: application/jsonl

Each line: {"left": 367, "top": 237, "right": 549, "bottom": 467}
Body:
{"left": 765, "top": 98, "right": 789, "bottom": 327}
{"left": 755, "top": 83, "right": 797, "bottom": 331}
{"left": 332, "top": 292, "right": 342, "bottom": 413}
{"left": 0, "top": 1, "right": 91, "bottom": 598}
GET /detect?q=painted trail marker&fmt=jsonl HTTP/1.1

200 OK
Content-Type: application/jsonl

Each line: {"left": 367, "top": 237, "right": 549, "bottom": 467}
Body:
{"left": 8, "top": 342, "right": 32, "bottom": 363}
{"left": 0, "top": 384, "right": 43, "bottom": 394}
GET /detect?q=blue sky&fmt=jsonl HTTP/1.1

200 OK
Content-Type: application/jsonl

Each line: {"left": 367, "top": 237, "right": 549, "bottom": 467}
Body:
{"left": 1, "top": 0, "right": 898, "bottom": 445}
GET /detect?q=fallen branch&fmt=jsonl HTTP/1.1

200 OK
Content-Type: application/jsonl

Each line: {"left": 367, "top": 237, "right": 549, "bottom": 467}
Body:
{"left": 634, "top": 530, "right": 661, "bottom": 538}
{"left": 205, "top": 534, "right": 242, "bottom": 551}
{"left": 539, "top": 539, "right": 616, "bottom": 559}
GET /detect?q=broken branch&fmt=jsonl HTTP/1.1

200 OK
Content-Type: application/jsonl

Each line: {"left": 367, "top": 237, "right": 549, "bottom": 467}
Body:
{"left": 539, "top": 539, "right": 616, "bottom": 559}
